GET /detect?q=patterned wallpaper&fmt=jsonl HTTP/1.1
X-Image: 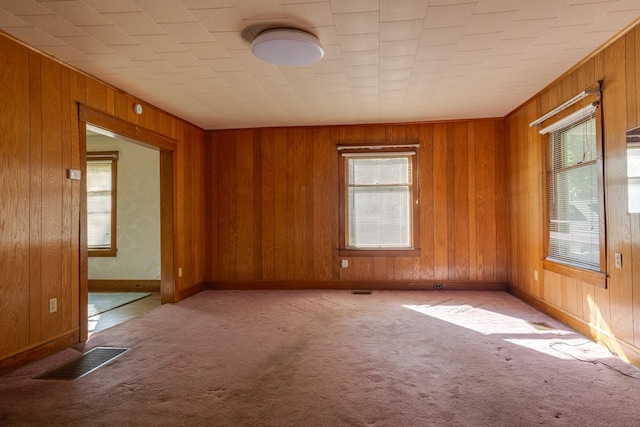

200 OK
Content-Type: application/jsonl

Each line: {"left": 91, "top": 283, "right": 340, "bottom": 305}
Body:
{"left": 87, "top": 134, "right": 161, "bottom": 280}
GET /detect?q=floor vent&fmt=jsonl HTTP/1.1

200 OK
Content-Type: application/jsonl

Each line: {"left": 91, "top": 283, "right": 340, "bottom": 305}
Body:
{"left": 352, "top": 290, "right": 372, "bottom": 295}
{"left": 36, "top": 347, "right": 129, "bottom": 380}
{"left": 528, "top": 321, "right": 555, "bottom": 330}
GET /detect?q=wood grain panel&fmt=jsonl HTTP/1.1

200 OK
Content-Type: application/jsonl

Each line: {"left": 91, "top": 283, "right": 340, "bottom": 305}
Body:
{"left": 604, "top": 37, "right": 634, "bottom": 344}
{"left": 0, "top": 38, "right": 30, "bottom": 359}
{"left": 40, "top": 57, "right": 64, "bottom": 340}
{"left": 506, "top": 22, "right": 640, "bottom": 363}
{"left": 206, "top": 119, "right": 506, "bottom": 287}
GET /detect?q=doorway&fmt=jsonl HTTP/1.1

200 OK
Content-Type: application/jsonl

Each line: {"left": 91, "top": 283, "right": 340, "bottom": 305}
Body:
{"left": 79, "top": 105, "right": 177, "bottom": 341}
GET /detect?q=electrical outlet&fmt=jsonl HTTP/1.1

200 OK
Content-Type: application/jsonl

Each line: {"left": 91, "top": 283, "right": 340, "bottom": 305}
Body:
{"left": 615, "top": 253, "right": 622, "bottom": 269}
{"left": 534, "top": 270, "right": 539, "bottom": 281}
{"left": 433, "top": 283, "right": 443, "bottom": 290}
{"left": 178, "top": 267, "right": 183, "bottom": 277}
{"left": 49, "top": 298, "right": 57, "bottom": 313}
{"left": 341, "top": 259, "right": 348, "bottom": 268}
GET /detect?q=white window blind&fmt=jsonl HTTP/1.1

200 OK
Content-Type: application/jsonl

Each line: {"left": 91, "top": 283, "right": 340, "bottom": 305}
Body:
{"left": 547, "top": 111, "right": 599, "bottom": 270}
{"left": 345, "top": 155, "right": 413, "bottom": 248}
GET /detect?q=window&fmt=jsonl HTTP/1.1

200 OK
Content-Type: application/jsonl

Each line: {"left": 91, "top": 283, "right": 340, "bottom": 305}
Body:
{"left": 338, "top": 147, "right": 420, "bottom": 256}
{"left": 544, "top": 105, "right": 604, "bottom": 272}
{"left": 627, "top": 142, "right": 640, "bottom": 213}
{"left": 87, "top": 151, "right": 118, "bottom": 257}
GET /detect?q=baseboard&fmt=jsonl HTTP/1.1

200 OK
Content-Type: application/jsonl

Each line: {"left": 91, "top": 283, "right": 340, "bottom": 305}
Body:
{"left": 178, "top": 282, "right": 206, "bottom": 301}
{"left": 0, "top": 330, "right": 79, "bottom": 377}
{"left": 88, "top": 279, "right": 160, "bottom": 292}
{"left": 508, "top": 285, "right": 640, "bottom": 367}
{"left": 207, "top": 280, "right": 507, "bottom": 291}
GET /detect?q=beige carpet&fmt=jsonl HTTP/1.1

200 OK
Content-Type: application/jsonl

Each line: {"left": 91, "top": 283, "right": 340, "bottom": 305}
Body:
{"left": 1, "top": 290, "right": 639, "bottom": 426}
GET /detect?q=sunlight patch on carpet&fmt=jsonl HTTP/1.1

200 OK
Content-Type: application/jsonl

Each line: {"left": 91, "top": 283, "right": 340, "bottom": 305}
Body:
{"left": 36, "top": 347, "right": 129, "bottom": 380}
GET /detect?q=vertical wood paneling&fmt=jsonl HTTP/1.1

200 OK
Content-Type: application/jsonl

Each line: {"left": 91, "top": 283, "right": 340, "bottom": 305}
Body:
{"left": 604, "top": 37, "right": 634, "bottom": 344}
{"left": 0, "top": 38, "right": 30, "bottom": 357}
{"left": 261, "top": 129, "right": 276, "bottom": 280}
{"left": 28, "top": 50, "right": 43, "bottom": 345}
{"left": 417, "top": 124, "right": 435, "bottom": 280}
{"left": 312, "top": 127, "right": 336, "bottom": 280}
{"left": 507, "top": 23, "right": 640, "bottom": 362}
{"left": 273, "top": 128, "right": 288, "bottom": 279}
{"left": 236, "top": 130, "right": 255, "bottom": 280}
{"left": 1, "top": 33, "right": 207, "bottom": 366}
{"left": 40, "top": 57, "right": 63, "bottom": 340}
{"left": 207, "top": 119, "right": 506, "bottom": 286}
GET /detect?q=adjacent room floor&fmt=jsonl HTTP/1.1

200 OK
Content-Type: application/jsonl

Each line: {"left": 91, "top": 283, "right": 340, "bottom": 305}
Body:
{"left": 88, "top": 292, "right": 161, "bottom": 336}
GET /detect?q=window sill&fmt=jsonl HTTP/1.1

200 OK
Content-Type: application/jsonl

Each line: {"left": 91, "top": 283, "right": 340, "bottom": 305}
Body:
{"left": 542, "top": 259, "right": 607, "bottom": 288}
{"left": 339, "top": 248, "right": 421, "bottom": 257}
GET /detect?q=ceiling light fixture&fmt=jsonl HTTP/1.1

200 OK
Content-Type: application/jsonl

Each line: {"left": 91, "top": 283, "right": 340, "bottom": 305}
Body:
{"left": 251, "top": 29, "right": 324, "bottom": 67}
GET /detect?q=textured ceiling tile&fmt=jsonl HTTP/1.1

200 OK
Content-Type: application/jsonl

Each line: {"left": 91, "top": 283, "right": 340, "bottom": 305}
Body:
{"left": 343, "top": 50, "right": 378, "bottom": 66}
{"left": 380, "top": 39, "right": 418, "bottom": 57}
{"left": 210, "top": 31, "right": 248, "bottom": 49}
{"left": 183, "top": 41, "right": 231, "bottom": 60}
{"left": 134, "top": 34, "right": 184, "bottom": 52}
{"left": 56, "top": 35, "right": 114, "bottom": 54}
{"left": 87, "top": 52, "right": 137, "bottom": 68}
{"left": 202, "top": 57, "right": 243, "bottom": 71}
{"left": 380, "top": 19, "right": 422, "bottom": 41}
{"left": 233, "top": 0, "right": 286, "bottom": 19}
{"left": 40, "top": 1, "right": 112, "bottom": 26}
{"left": 282, "top": 2, "right": 335, "bottom": 27}
{"left": 19, "top": 14, "right": 86, "bottom": 37}
{"left": 0, "top": 8, "right": 29, "bottom": 26}
{"left": 182, "top": 0, "right": 233, "bottom": 8}
{"left": 79, "top": 24, "right": 139, "bottom": 46}
{"left": 334, "top": 11, "right": 379, "bottom": 35}
{"left": 380, "top": 55, "right": 415, "bottom": 70}
{"left": 190, "top": 8, "right": 243, "bottom": 32}
{"left": 160, "top": 22, "right": 213, "bottom": 43}
{"left": 112, "top": 43, "right": 161, "bottom": 61}
{"left": 419, "top": 26, "right": 465, "bottom": 46}
{"left": 339, "top": 32, "right": 378, "bottom": 51}
{"left": 102, "top": 11, "right": 165, "bottom": 36}
{"left": 6, "top": 25, "right": 65, "bottom": 46}
{"left": 424, "top": 3, "right": 476, "bottom": 28}
{"left": 329, "top": 0, "right": 378, "bottom": 14}
{"left": 380, "top": 0, "right": 427, "bottom": 22}
{"left": 45, "top": 43, "right": 92, "bottom": 62}
{"left": 83, "top": 0, "right": 141, "bottom": 14}
{"left": 132, "top": 0, "right": 197, "bottom": 23}
{"left": 346, "top": 64, "right": 379, "bottom": 78}
{"left": 1, "top": 0, "right": 52, "bottom": 16}
{"left": 464, "top": 11, "right": 519, "bottom": 34}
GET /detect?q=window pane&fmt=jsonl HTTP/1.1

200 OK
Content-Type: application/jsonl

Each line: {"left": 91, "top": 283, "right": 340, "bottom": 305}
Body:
{"left": 349, "top": 158, "right": 409, "bottom": 185}
{"left": 348, "top": 186, "right": 410, "bottom": 247}
{"left": 87, "top": 161, "right": 113, "bottom": 249}
{"left": 628, "top": 147, "right": 640, "bottom": 213}
{"left": 548, "top": 114, "right": 600, "bottom": 270}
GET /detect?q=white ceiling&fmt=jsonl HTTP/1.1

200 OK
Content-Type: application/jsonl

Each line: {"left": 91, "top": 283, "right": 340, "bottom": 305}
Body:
{"left": 1, "top": 0, "right": 639, "bottom": 130}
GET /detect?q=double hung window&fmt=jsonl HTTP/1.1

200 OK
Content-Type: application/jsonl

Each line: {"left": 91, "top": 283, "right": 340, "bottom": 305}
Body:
{"left": 338, "top": 147, "right": 420, "bottom": 256}
{"left": 87, "top": 151, "right": 118, "bottom": 257}
{"left": 543, "top": 105, "right": 603, "bottom": 272}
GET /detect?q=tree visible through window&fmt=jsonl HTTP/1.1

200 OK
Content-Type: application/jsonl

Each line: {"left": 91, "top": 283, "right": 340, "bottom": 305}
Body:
{"left": 546, "top": 111, "right": 602, "bottom": 271}
{"left": 87, "top": 151, "right": 118, "bottom": 257}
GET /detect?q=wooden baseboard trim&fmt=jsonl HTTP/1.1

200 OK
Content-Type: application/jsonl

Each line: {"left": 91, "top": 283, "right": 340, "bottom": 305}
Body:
{"left": 508, "top": 285, "right": 640, "bottom": 367}
{"left": 178, "top": 282, "right": 206, "bottom": 301}
{"left": 0, "top": 330, "right": 79, "bottom": 376}
{"left": 88, "top": 279, "right": 160, "bottom": 292}
{"left": 207, "top": 280, "right": 507, "bottom": 291}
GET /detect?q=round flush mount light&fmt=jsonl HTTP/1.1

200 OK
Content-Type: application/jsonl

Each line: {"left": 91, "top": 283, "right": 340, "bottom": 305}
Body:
{"left": 251, "top": 29, "right": 324, "bottom": 67}
{"left": 133, "top": 103, "right": 143, "bottom": 115}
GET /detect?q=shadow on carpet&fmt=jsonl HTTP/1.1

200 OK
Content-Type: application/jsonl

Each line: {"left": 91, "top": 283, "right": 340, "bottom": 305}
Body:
{"left": 88, "top": 292, "right": 151, "bottom": 317}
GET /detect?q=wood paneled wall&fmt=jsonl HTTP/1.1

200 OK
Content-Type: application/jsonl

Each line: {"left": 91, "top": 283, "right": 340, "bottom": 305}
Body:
{"left": 0, "top": 33, "right": 206, "bottom": 368}
{"left": 506, "top": 23, "right": 640, "bottom": 363}
{"left": 206, "top": 120, "right": 507, "bottom": 289}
